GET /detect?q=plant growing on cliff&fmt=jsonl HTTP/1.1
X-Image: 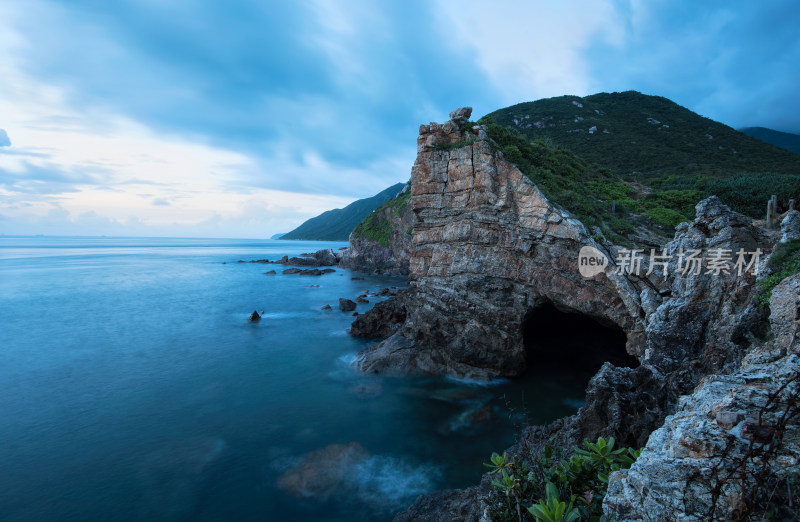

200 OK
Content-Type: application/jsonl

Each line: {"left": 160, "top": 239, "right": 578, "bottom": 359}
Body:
{"left": 485, "top": 437, "right": 641, "bottom": 521}
{"left": 757, "top": 239, "right": 800, "bottom": 307}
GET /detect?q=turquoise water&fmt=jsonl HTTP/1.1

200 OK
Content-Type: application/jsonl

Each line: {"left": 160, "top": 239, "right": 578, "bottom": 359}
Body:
{"left": 0, "top": 237, "right": 586, "bottom": 521}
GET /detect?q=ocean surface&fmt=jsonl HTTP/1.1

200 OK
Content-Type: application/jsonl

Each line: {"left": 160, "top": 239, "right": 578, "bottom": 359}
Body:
{"left": 0, "top": 237, "right": 587, "bottom": 521}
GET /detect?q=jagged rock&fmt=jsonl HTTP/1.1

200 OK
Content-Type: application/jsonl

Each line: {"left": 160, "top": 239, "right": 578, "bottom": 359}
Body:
{"left": 356, "top": 296, "right": 369, "bottom": 303}
{"left": 350, "top": 292, "right": 408, "bottom": 338}
{"left": 603, "top": 274, "right": 800, "bottom": 520}
{"left": 394, "top": 487, "right": 484, "bottom": 522}
{"left": 264, "top": 270, "right": 276, "bottom": 275}
{"left": 339, "top": 298, "right": 357, "bottom": 312}
{"left": 282, "top": 268, "right": 302, "bottom": 275}
{"left": 380, "top": 111, "right": 779, "bottom": 521}
{"left": 448, "top": 107, "right": 472, "bottom": 121}
{"left": 781, "top": 210, "right": 800, "bottom": 242}
{"left": 248, "top": 310, "right": 261, "bottom": 322}
{"left": 321, "top": 304, "right": 332, "bottom": 311}
{"left": 275, "top": 248, "right": 340, "bottom": 267}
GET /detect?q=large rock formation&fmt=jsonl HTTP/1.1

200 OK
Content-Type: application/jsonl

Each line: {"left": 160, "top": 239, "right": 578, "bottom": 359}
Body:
{"left": 604, "top": 273, "right": 800, "bottom": 520}
{"left": 353, "top": 109, "right": 767, "bottom": 391}
{"left": 343, "top": 109, "right": 779, "bottom": 520}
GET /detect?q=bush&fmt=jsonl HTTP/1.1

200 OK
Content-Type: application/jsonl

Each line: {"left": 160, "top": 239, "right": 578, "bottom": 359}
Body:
{"left": 485, "top": 437, "right": 641, "bottom": 521}
{"left": 644, "top": 207, "right": 688, "bottom": 227}
{"left": 757, "top": 239, "right": 800, "bottom": 306}
{"left": 706, "top": 173, "right": 800, "bottom": 218}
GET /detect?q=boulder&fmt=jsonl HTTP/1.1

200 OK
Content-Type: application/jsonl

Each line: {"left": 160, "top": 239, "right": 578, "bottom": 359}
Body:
{"left": 338, "top": 298, "right": 357, "bottom": 312}
{"left": 448, "top": 107, "right": 472, "bottom": 121}
{"left": 321, "top": 304, "right": 332, "bottom": 311}
{"left": 248, "top": 310, "right": 261, "bottom": 322}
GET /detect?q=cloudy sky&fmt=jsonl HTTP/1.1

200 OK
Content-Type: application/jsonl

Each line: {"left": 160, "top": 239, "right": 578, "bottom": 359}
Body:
{"left": 1, "top": 0, "right": 798, "bottom": 238}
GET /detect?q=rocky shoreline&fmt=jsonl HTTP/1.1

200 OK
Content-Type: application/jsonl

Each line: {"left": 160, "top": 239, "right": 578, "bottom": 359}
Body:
{"left": 334, "top": 108, "right": 800, "bottom": 520}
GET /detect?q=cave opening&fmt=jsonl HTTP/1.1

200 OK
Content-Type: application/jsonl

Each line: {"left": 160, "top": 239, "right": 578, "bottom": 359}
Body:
{"left": 522, "top": 302, "right": 639, "bottom": 378}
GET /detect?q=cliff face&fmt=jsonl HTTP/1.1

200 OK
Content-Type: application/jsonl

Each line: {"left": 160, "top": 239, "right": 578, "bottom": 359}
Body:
{"left": 339, "top": 183, "right": 414, "bottom": 275}
{"left": 356, "top": 108, "right": 647, "bottom": 379}
{"left": 604, "top": 273, "right": 800, "bottom": 520}
{"left": 354, "top": 109, "right": 767, "bottom": 389}
{"left": 346, "top": 108, "right": 779, "bottom": 520}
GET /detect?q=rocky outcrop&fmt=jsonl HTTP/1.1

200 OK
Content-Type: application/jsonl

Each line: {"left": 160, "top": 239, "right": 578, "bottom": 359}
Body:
{"left": 276, "top": 248, "right": 340, "bottom": 267}
{"left": 782, "top": 210, "right": 800, "bottom": 242}
{"left": 354, "top": 110, "right": 768, "bottom": 387}
{"left": 604, "top": 273, "right": 800, "bottom": 520}
{"left": 339, "top": 183, "right": 414, "bottom": 275}
{"left": 339, "top": 298, "right": 357, "bottom": 312}
{"left": 349, "top": 291, "right": 409, "bottom": 338}
{"left": 346, "top": 109, "right": 779, "bottom": 520}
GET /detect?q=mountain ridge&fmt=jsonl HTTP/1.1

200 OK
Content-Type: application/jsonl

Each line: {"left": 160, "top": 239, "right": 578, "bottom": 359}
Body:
{"left": 281, "top": 183, "right": 405, "bottom": 241}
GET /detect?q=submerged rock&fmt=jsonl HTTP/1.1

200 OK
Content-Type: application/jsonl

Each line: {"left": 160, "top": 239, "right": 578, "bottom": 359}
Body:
{"left": 321, "top": 304, "right": 332, "bottom": 311}
{"left": 276, "top": 442, "right": 369, "bottom": 500}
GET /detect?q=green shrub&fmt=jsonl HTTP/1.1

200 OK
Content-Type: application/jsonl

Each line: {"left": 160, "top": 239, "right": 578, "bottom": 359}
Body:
{"left": 758, "top": 239, "right": 800, "bottom": 306}
{"left": 644, "top": 207, "right": 688, "bottom": 227}
{"left": 706, "top": 173, "right": 800, "bottom": 218}
{"left": 485, "top": 437, "right": 641, "bottom": 521}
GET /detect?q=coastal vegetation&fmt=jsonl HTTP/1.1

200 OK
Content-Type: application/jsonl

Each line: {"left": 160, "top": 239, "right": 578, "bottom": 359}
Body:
{"left": 758, "top": 238, "right": 800, "bottom": 306}
{"left": 484, "top": 437, "right": 640, "bottom": 521}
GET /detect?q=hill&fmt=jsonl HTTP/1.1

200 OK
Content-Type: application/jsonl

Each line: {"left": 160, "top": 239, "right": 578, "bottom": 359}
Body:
{"left": 477, "top": 92, "right": 800, "bottom": 241}
{"left": 282, "top": 183, "right": 405, "bottom": 241}
{"left": 484, "top": 91, "right": 800, "bottom": 184}
{"left": 739, "top": 126, "right": 800, "bottom": 156}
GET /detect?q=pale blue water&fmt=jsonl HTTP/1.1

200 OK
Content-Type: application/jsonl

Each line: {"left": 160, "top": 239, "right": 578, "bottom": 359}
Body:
{"left": 0, "top": 237, "right": 585, "bottom": 521}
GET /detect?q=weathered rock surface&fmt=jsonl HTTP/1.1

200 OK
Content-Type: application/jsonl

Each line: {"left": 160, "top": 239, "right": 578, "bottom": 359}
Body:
{"left": 781, "top": 209, "right": 800, "bottom": 242}
{"left": 346, "top": 109, "right": 781, "bottom": 520}
{"left": 339, "top": 183, "right": 414, "bottom": 275}
{"left": 604, "top": 273, "right": 800, "bottom": 520}
{"left": 349, "top": 291, "right": 409, "bottom": 338}
{"left": 354, "top": 112, "right": 768, "bottom": 389}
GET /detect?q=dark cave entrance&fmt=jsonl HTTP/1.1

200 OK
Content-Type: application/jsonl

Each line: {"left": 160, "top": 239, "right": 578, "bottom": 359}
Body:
{"left": 522, "top": 302, "right": 639, "bottom": 378}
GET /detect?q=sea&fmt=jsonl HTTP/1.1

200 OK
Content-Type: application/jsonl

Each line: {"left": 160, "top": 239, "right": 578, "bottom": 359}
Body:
{"left": 0, "top": 237, "right": 588, "bottom": 521}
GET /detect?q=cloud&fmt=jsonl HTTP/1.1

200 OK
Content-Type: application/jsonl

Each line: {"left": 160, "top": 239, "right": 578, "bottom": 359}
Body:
{"left": 0, "top": 129, "right": 10, "bottom": 147}
{"left": 435, "top": 1, "right": 625, "bottom": 106}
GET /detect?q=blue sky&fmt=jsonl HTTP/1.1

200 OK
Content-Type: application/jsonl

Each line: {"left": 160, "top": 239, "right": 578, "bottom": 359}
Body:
{"left": 1, "top": 0, "right": 798, "bottom": 238}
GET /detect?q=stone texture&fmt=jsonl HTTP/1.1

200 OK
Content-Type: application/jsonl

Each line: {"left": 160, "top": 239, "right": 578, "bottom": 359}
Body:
{"left": 781, "top": 210, "right": 800, "bottom": 243}
{"left": 349, "top": 291, "right": 409, "bottom": 338}
{"left": 603, "top": 274, "right": 800, "bottom": 520}
{"left": 351, "top": 110, "right": 782, "bottom": 520}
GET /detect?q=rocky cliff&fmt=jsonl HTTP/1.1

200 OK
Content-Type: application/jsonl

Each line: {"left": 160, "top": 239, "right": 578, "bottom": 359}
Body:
{"left": 344, "top": 108, "right": 784, "bottom": 520}
{"left": 339, "top": 182, "right": 414, "bottom": 275}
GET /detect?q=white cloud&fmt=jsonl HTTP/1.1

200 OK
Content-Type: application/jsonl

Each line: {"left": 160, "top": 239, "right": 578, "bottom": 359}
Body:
{"left": 434, "top": 0, "right": 625, "bottom": 104}
{"left": 0, "top": 2, "right": 402, "bottom": 238}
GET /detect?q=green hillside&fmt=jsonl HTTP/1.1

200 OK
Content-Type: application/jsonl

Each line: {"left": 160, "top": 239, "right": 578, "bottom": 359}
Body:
{"left": 478, "top": 92, "right": 800, "bottom": 241}
{"left": 282, "top": 183, "right": 405, "bottom": 241}
{"left": 485, "top": 91, "right": 800, "bottom": 184}
{"left": 739, "top": 126, "right": 800, "bottom": 156}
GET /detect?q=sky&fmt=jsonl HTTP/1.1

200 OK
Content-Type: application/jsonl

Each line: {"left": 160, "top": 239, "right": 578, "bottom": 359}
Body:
{"left": 1, "top": 0, "right": 798, "bottom": 238}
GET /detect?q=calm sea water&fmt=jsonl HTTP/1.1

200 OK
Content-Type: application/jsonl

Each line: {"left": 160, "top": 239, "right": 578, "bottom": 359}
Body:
{"left": 0, "top": 237, "right": 586, "bottom": 521}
